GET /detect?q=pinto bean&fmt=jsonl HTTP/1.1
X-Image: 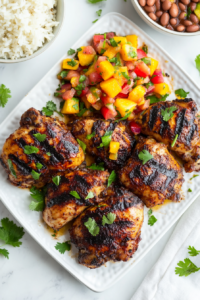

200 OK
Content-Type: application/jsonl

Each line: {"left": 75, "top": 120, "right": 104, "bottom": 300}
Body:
{"left": 170, "top": 18, "right": 177, "bottom": 25}
{"left": 179, "top": 3, "right": 186, "bottom": 10}
{"left": 189, "top": 2, "right": 197, "bottom": 11}
{"left": 179, "top": 12, "right": 187, "bottom": 20}
{"left": 139, "top": 0, "right": 146, "bottom": 6}
{"left": 147, "top": 0, "right": 156, "bottom": 5}
{"left": 166, "top": 24, "right": 174, "bottom": 30}
{"left": 156, "top": 10, "right": 163, "bottom": 17}
{"left": 160, "top": 12, "right": 170, "bottom": 26}
{"left": 180, "top": 0, "right": 190, "bottom": 5}
{"left": 155, "top": 0, "right": 161, "bottom": 10}
{"left": 177, "top": 25, "right": 185, "bottom": 31}
{"left": 190, "top": 14, "right": 199, "bottom": 23}
{"left": 184, "top": 20, "right": 193, "bottom": 26}
{"left": 192, "top": 0, "right": 199, "bottom": 2}
{"left": 148, "top": 12, "right": 157, "bottom": 20}
{"left": 186, "top": 24, "right": 200, "bottom": 32}
{"left": 169, "top": 3, "right": 179, "bottom": 17}
{"left": 144, "top": 5, "right": 156, "bottom": 12}
{"left": 162, "top": 0, "right": 171, "bottom": 10}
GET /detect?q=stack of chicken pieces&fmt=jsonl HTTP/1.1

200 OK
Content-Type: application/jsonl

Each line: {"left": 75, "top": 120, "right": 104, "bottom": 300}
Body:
{"left": 1, "top": 97, "right": 199, "bottom": 269}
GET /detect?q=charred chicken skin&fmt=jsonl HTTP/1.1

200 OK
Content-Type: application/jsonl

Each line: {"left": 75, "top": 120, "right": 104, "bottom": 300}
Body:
{"left": 43, "top": 168, "right": 109, "bottom": 230}
{"left": 135, "top": 99, "right": 200, "bottom": 172}
{"left": 70, "top": 186, "right": 144, "bottom": 269}
{"left": 69, "top": 117, "right": 135, "bottom": 170}
{"left": 118, "top": 137, "right": 184, "bottom": 208}
{"left": 0, "top": 108, "right": 84, "bottom": 189}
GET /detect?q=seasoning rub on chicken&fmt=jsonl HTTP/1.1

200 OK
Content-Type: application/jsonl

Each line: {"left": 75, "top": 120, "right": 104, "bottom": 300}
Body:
{"left": 43, "top": 169, "right": 109, "bottom": 230}
{"left": 70, "top": 186, "right": 144, "bottom": 269}
{"left": 0, "top": 108, "right": 84, "bottom": 189}
{"left": 118, "top": 137, "right": 184, "bottom": 208}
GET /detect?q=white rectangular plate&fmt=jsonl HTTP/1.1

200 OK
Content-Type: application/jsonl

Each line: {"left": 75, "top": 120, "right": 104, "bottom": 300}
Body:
{"left": 0, "top": 12, "right": 200, "bottom": 293}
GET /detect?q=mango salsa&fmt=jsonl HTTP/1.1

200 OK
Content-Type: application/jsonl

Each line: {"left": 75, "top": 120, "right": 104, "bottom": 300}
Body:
{"left": 154, "top": 83, "right": 170, "bottom": 95}
{"left": 78, "top": 47, "right": 95, "bottom": 66}
{"left": 120, "top": 44, "right": 137, "bottom": 61}
{"left": 99, "top": 61, "right": 115, "bottom": 80}
{"left": 63, "top": 59, "right": 79, "bottom": 70}
{"left": 61, "top": 98, "right": 79, "bottom": 114}
{"left": 115, "top": 98, "right": 137, "bottom": 117}
{"left": 100, "top": 78, "right": 122, "bottom": 98}
{"left": 128, "top": 85, "right": 146, "bottom": 103}
{"left": 126, "top": 35, "right": 138, "bottom": 48}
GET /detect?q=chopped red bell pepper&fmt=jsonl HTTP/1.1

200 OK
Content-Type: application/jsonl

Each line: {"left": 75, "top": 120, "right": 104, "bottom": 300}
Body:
{"left": 134, "top": 61, "right": 150, "bottom": 78}
{"left": 101, "top": 106, "right": 117, "bottom": 120}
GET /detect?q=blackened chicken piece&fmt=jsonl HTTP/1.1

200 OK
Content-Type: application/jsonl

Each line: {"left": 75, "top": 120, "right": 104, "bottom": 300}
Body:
{"left": 0, "top": 108, "right": 84, "bottom": 189}
{"left": 43, "top": 169, "right": 109, "bottom": 230}
{"left": 70, "top": 186, "right": 144, "bottom": 269}
{"left": 118, "top": 137, "right": 184, "bottom": 208}
{"left": 135, "top": 99, "right": 200, "bottom": 172}
{"left": 69, "top": 117, "right": 135, "bottom": 170}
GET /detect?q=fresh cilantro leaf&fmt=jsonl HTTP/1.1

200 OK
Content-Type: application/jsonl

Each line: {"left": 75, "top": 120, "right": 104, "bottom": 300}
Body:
{"left": 84, "top": 218, "right": 100, "bottom": 236}
{"left": 129, "top": 47, "right": 137, "bottom": 59}
{"left": 85, "top": 191, "right": 94, "bottom": 200}
{"left": 102, "top": 212, "right": 116, "bottom": 226}
{"left": 148, "top": 215, "right": 157, "bottom": 226}
{"left": 79, "top": 75, "right": 86, "bottom": 83}
{"left": 31, "top": 170, "right": 41, "bottom": 180}
{"left": 86, "top": 131, "right": 95, "bottom": 140}
{"left": 188, "top": 188, "right": 192, "bottom": 192}
{"left": 42, "top": 101, "right": 63, "bottom": 117}
{"left": 67, "top": 59, "right": 77, "bottom": 67}
{"left": 171, "top": 134, "right": 178, "bottom": 148}
{"left": 68, "top": 48, "right": 76, "bottom": 55}
{"left": 122, "top": 72, "right": 131, "bottom": 85}
{"left": 57, "top": 70, "right": 69, "bottom": 79}
{"left": 99, "top": 131, "right": 113, "bottom": 148}
{"left": 88, "top": 162, "right": 105, "bottom": 171}
{"left": 0, "top": 248, "right": 9, "bottom": 259}
{"left": 190, "top": 174, "right": 199, "bottom": 180}
{"left": 77, "top": 47, "right": 82, "bottom": 52}
{"left": 142, "top": 45, "right": 148, "bottom": 54}
{"left": 33, "top": 133, "right": 46, "bottom": 142}
{"left": 107, "top": 170, "right": 117, "bottom": 187}
{"left": 36, "top": 163, "right": 43, "bottom": 170}
{"left": 30, "top": 186, "right": 45, "bottom": 202}
{"left": 29, "top": 201, "right": 44, "bottom": 212}
{"left": 77, "top": 139, "right": 86, "bottom": 153}
{"left": 175, "top": 89, "right": 189, "bottom": 99}
{"left": 76, "top": 108, "right": 87, "bottom": 117}
{"left": 161, "top": 106, "right": 177, "bottom": 122}
{"left": 141, "top": 57, "right": 151, "bottom": 65}
{"left": 55, "top": 241, "right": 71, "bottom": 254}
{"left": 114, "top": 112, "right": 131, "bottom": 122}
{"left": 138, "top": 150, "right": 153, "bottom": 165}
{"left": 148, "top": 209, "right": 153, "bottom": 217}
{"left": 7, "top": 159, "right": 17, "bottom": 178}
{"left": 110, "top": 38, "right": 119, "bottom": 47}
{"left": 195, "top": 54, "right": 200, "bottom": 75}
{"left": 144, "top": 81, "right": 154, "bottom": 89}
{"left": 24, "top": 145, "right": 39, "bottom": 155}
{"left": 188, "top": 246, "right": 200, "bottom": 257}
{"left": 0, "top": 218, "right": 24, "bottom": 248}
{"left": 46, "top": 152, "right": 51, "bottom": 156}
{"left": 175, "top": 258, "right": 200, "bottom": 277}
{"left": 0, "top": 84, "right": 11, "bottom": 108}
{"left": 148, "top": 93, "right": 169, "bottom": 104}
{"left": 52, "top": 176, "right": 61, "bottom": 186}
{"left": 115, "top": 53, "right": 122, "bottom": 66}
{"left": 73, "top": 103, "right": 79, "bottom": 110}
{"left": 93, "top": 19, "right": 98, "bottom": 23}
{"left": 96, "top": 9, "right": 102, "bottom": 16}
{"left": 70, "top": 191, "right": 81, "bottom": 199}
{"left": 108, "top": 57, "right": 117, "bottom": 63}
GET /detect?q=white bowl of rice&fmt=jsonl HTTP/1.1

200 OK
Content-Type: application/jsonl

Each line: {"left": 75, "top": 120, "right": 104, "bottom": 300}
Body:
{"left": 0, "top": 0, "right": 64, "bottom": 63}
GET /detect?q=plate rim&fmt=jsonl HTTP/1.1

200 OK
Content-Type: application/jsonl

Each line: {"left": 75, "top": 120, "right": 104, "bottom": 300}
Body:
{"left": 0, "top": 11, "right": 200, "bottom": 293}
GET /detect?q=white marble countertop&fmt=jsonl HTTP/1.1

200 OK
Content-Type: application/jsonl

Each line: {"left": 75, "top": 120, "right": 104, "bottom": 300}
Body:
{"left": 0, "top": 0, "right": 199, "bottom": 299}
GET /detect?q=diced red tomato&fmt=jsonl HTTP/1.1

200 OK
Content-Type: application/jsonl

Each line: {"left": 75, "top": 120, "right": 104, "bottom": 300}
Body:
{"left": 65, "top": 71, "right": 80, "bottom": 80}
{"left": 92, "top": 101, "right": 103, "bottom": 111}
{"left": 151, "top": 69, "right": 164, "bottom": 84}
{"left": 137, "top": 49, "right": 147, "bottom": 59}
{"left": 60, "top": 83, "right": 72, "bottom": 92}
{"left": 134, "top": 61, "right": 150, "bottom": 78}
{"left": 83, "top": 46, "right": 96, "bottom": 55}
{"left": 93, "top": 35, "right": 104, "bottom": 50}
{"left": 62, "top": 88, "right": 76, "bottom": 100}
{"left": 125, "top": 61, "right": 135, "bottom": 71}
{"left": 121, "top": 79, "right": 134, "bottom": 94}
{"left": 80, "top": 87, "right": 89, "bottom": 97}
{"left": 101, "top": 94, "right": 115, "bottom": 105}
{"left": 95, "top": 56, "right": 107, "bottom": 73}
{"left": 138, "top": 99, "right": 150, "bottom": 111}
{"left": 89, "top": 72, "right": 102, "bottom": 85}
{"left": 128, "top": 71, "right": 137, "bottom": 79}
{"left": 117, "top": 92, "right": 128, "bottom": 98}
{"left": 145, "top": 85, "right": 155, "bottom": 95}
{"left": 101, "top": 106, "right": 117, "bottom": 120}
{"left": 130, "top": 121, "right": 141, "bottom": 135}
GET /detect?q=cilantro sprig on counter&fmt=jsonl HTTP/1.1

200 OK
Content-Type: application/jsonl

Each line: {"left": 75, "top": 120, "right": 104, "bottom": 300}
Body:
{"left": 175, "top": 246, "right": 200, "bottom": 277}
{"left": 0, "top": 84, "right": 11, "bottom": 108}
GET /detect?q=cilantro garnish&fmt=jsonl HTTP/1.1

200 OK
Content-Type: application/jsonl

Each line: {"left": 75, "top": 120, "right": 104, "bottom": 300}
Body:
{"left": 36, "top": 163, "right": 43, "bottom": 170}
{"left": 42, "top": 101, "right": 63, "bottom": 117}
{"left": 68, "top": 49, "right": 76, "bottom": 55}
{"left": 98, "top": 131, "right": 113, "bottom": 148}
{"left": 171, "top": 134, "right": 178, "bottom": 148}
{"left": 108, "top": 57, "right": 117, "bottom": 63}
{"left": 52, "top": 176, "right": 61, "bottom": 186}
{"left": 67, "top": 59, "right": 77, "bottom": 67}
{"left": 147, "top": 209, "right": 157, "bottom": 226}
{"left": 86, "top": 131, "right": 95, "bottom": 140}
{"left": 79, "top": 75, "right": 86, "bottom": 83}
{"left": 187, "top": 7, "right": 192, "bottom": 19}
{"left": 188, "top": 188, "right": 192, "bottom": 192}
{"left": 110, "top": 38, "right": 119, "bottom": 47}
{"left": 7, "top": 159, "right": 17, "bottom": 178}
{"left": 77, "top": 139, "right": 86, "bottom": 153}
{"left": 0, "top": 84, "right": 11, "bottom": 108}
{"left": 88, "top": 162, "right": 105, "bottom": 171}
{"left": 29, "top": 186, "right": 46, "bottom": 211}
{"left": 0, "top": 218, "right": 25, "bottom": 259}
{"left": 141, "top": 57, "right": 151, "bottom": 65}
{"left": 188, "top": 246, "right": 200, "bottom": 257}
{"left": 122, "top": 72, "right": 131, "bottom": 85}
{"left": 85, "top": 191, "right": 94, "bottom": 200}
{"left": 33, "top": 133, "right": 46, "bottom": 142}
{"left": 107, "top": 170, "right": 117, "bottom": 187}
{"left": 84, "top": 218, "right": 99, "bottom": 236}
{"left": 70, "top": 191, "right": 81, "bottom": 199}
{"left": 102, "top": 212, "right": 116, "bottom": 226}
{"left": 129, "top": 47, "right": 137, "bottom": 59}
{"left": 24, "top": 145, "right": 39, "bottom": 155}
{"left": 190, "top": 174, "right": 199, "bottom": 180}
{"left": 148, "top": 93, "right": 169, "bottom": 104}
{"left": 175, "top": 89, "right": 189, "bottom": 99}
{"left": 55, "top": 241, "right": 71, "bottom": 254}
{"left": 57, "top": 70, "right": 69, "bottom": 79}
{"left": 138, "top": 150, "right": 153, "bottom": 165}
{"left": 161, "top": 106, "right": 177, "bottom": 122}
{"left": 142, "top": 45, "right": 148, "bottom": 54}
{"left": 195, "top": 54, "right": 200, "bottom": 75}
{"left": 76, "top": 102, "right": 87, "bottom": 117}
{"left": 96, "top": 9, "right": 102, "bottom": 16}
{"left": 31, "top": 170, "right": 41, "bottom": 180}
{"left": 114, "top": 112, "right": 131, "bottom": 122}
{"left": 93, "top": 19, "right": 98, "bottom": 23}
{"left": 175, "top": 258, "right": 200, "bottom": 277}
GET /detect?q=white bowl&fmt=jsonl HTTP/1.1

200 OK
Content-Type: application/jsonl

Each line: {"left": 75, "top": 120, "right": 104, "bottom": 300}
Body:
{"left": 0, "top": 0, "right": 65, "bottom": 63}
{"left": 131, "top": 0, "right": 200, "bottom": 36}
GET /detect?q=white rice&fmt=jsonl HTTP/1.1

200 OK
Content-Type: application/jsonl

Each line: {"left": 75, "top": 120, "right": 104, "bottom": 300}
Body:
{"left": 0, "top": 0, "right": 59, "bottom": 59}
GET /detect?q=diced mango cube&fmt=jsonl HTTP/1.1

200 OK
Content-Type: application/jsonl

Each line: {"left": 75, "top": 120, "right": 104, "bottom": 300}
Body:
{"left": 63, "top": 59, "right": 79, "bottom": 70}
{"left": 85, "top": 55, "right": 98, "bottom": 76}
{"left": 103, "top": 45, "right": 121, "bottom": 59}
{"left": 149, "top": 58, "right": 159, "bottom": 76}
{"left": 154, "top": 83, "right": 170, "bottom": 95}
{"left": 109, "top": 153, "right": 118, "bottom": 160}
{"left": 81, "top": 96, "right": 91, "bottom": 108}
{"left": 78, "top": 47, "right": 95, "bottom": 66}
{"left": 100, "top": 79, "right": 122, "bottom": 98}
{"left": 110, "top": 141, "right": 120, "bottom": 154}
{"left": 126, "top": 35, "right": 138, "bottom": 48}
{"left": 120, "top": 44, "right": 137, "bottom": 61}
{"left": 113, "top": 36, "right": 127, "bottom": 45}
{"left": 138, "top": 97, "right": 145, "bottom": 106}
{"left": 114, "top": 66, "right": 128, "bottom": 86}
{"left": 115, "top": 98, "right": 137, "bottom": 117}
{"left": 128, "top": 85, "right": 146, "bottom": 103}
{"left": 70, "top": 77, "right": 79, "bottom": 87}
{"left": 61, "top": 98, "right": 79, "bottom": 114}
{"left": 99, "top": 61, "right": 115, "bottom": 80}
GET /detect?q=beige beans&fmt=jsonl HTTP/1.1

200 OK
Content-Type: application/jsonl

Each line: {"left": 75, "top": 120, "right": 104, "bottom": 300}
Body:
{"left": 180, "top": 0, "right": 190, "bottom": 4}
{"left": 170, "top": 18, "right": 177, "bottom": 25}
{"left": 166, "top": 24, "right": 174, "bottom": 30}
{"left": 190, "top": 13, "right": 199, "bottom": 23}
{"left": 156, "top": 10, "right": 163, "bottom": 17}
{"left": 139, "top": 0, "right": 146, "bottom": 6}
{"left": 189, "top": 2, "right": 197, "bottom": 11}
{"left": 169, "top": 3, "right": 179, "bottom": 17}
{"left": 144, "top": 5, "right": 156, "bottom": 12}
{"left": 179, "top": 3, "right": 186, "bottom": 10}
{"left": 162, "top": 0, "right": 171, "bottom": 10}
{"left": 186, "top": 24, "right": 200, "bottom": 32}
{"left": 179, "top": 12, "right": 187, "bottom": 19}
{"left": 184, "top": 20, "right": 193, "bottom": 26}
{"left": 177, "top": 25, "right": 185, "bottom": 31}
{"left": 192, "top": 0, "right": 199, "bottom": 2}
{"left": 149, "top": 12, "right": 157, "bottom": 20}
{"left": 147, "top": 0, "right": 156, "bottom": 5}
{"left": 160, "top": 12, "right": 169, "bottom": 25}
{"left": 155, "top": 0, "right": 161, "bottom": 10}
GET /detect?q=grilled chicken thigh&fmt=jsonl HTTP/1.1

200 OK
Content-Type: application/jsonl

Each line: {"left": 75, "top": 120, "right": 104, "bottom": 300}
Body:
{"left": 119, "top": 137, "right": 184, "bottom": 208}
{"left": 70, "top": 186, "right": 144, "bottom": 269}
{"left": 69, "top": 117, "right": 135, "bottom": 170}
{"left": 135, "top": 99, "right": 200, "bottom": 172}
{"left": 0, "top": 108, "right": 84, "bottom": 189}
{"left": 43, "top": 169, "right": 109, "bottom": 230}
